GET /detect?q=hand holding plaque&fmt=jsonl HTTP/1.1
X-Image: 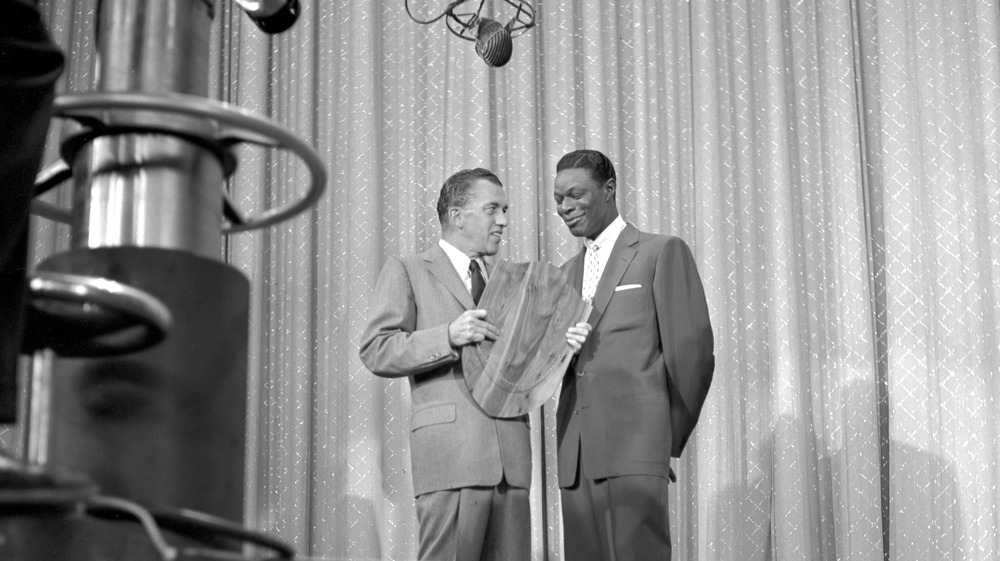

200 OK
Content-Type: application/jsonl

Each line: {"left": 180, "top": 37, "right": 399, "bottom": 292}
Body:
{"left": 461, "top": 260, "right": 591, "bottom": 418}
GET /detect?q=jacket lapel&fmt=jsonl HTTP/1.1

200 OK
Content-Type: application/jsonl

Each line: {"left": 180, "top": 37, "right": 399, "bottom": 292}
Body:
{"left": 424, "top": 246, "right": 475, "bottom": 309}
{"left": 586, "top": 224, "right": 638, "bottom": 328}
{"left": 566, "top": 249, "right": 585, "bottom": 293}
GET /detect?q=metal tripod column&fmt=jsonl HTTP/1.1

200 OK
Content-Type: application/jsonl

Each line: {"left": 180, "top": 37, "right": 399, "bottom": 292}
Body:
{"left": 5, "top": 0, "right": 323, "bottom": 558}
{"left": 72, "top": 0, "right": 222, "bottom": 257}
{"left": 44, "top": 0, "right": 246, "bottom": 522}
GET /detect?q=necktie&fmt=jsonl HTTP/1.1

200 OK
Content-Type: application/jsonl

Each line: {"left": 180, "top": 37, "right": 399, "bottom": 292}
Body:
{"left": 469, "top": 259, "right": 486, "bottom": 304}
{"left": 581, "top": 240, "right": 600, "bottom": 303}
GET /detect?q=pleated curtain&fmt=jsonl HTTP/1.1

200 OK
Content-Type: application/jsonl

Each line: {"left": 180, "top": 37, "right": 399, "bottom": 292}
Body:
{"left": 6, "top": 1, "right": 997, "bottom": 560}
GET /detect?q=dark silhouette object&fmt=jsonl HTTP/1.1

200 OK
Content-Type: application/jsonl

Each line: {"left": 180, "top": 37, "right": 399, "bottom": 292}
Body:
{"left": 0, "top": 0, "right": 65, "bottom": 423}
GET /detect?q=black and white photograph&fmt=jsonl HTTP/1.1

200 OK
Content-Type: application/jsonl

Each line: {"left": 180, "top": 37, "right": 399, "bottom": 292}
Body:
{"left": 1, "top": 1, "right": 997, "bottom": 560}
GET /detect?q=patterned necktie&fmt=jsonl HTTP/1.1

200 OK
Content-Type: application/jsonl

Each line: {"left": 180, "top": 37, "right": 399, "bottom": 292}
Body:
{"left": 469, "top": 259, "right": 486, "bottom": 304}
{"left": 581, "top": 240, "right": 600, "bottom": 303}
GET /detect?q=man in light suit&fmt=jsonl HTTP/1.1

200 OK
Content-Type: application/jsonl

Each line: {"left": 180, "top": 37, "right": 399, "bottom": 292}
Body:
{"left": 553, "top": 150, "right": 715, "bottom": 560}
{"left": 360, "top": 168, "right": 588, "bottom": 561}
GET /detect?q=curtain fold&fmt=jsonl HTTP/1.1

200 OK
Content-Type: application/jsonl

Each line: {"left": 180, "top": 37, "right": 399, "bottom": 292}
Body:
{"left": 4, "top": 1, "right": 996, "bottom": 560}
{"left": 857, "top": 1, "right": 1000, "bottom": 559}
{"left": 690, "top": 1, "right": 883, "bottom": 559}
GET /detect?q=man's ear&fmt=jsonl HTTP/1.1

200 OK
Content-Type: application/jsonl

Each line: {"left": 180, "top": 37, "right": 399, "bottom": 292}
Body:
{"left": 604, "top": 178, "right": 617, "bottom": 200}
{"left": 449, "top": 206, "right": 463, "bottom": 228}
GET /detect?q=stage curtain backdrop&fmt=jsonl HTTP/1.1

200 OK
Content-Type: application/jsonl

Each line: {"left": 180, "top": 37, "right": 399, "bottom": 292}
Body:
{"left": 12, "top": 0, "right": 998, "bottom": 560}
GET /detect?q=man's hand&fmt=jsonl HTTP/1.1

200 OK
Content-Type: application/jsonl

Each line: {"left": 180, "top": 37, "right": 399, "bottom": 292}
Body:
{"left": 565, "top": 322, "right": 591, "bottom": 354}
{"left": 448, "top": 309, "right": 500, "bottom": 347}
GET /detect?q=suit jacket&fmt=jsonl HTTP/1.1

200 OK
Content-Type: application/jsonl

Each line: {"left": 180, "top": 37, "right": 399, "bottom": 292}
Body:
{"left": 557, "top": 224, "right": 714, "bottom": 487}
{"left": 359, "top": 246, "right": 531, "bottom": 496}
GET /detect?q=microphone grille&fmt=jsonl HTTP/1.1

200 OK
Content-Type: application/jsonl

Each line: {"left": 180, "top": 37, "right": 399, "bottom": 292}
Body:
{"left": 475, "top": 19, "right": 514, "bottom": 67}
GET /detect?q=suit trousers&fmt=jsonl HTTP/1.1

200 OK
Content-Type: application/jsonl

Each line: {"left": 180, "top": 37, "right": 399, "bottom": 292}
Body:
{"left": 561, "top": 460, "right": 672, "bottom": 561}
{"left": 415, "top": 479, "right": 529, "bottom": 561}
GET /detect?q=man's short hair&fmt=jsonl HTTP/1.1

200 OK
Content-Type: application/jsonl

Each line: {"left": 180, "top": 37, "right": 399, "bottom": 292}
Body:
{"left": 437, "top": 168, "right": 502, "bottom": 224}
{"left": 556, "top": 149, "right": 617, "bottom": 185}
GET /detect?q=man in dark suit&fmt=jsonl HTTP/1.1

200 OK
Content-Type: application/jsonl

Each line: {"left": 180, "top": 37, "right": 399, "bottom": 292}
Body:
{"left": 553, "top": 149, "right": 715, "bottom": 560}
{"left": 360, "top": 168, "right": 588, "bottom": 561}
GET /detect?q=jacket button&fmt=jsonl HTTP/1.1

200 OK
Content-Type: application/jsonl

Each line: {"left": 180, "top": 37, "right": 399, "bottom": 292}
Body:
{"left": 577, "top": 370, "right": 585, "bottom": 377}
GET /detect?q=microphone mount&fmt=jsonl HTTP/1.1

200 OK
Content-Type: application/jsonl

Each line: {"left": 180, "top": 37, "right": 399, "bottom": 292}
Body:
{"left": 233, "top": 0, "right": 301, "bottom": 34}
{"left": 405, "top": 0, "right": 536, "bottom": 67}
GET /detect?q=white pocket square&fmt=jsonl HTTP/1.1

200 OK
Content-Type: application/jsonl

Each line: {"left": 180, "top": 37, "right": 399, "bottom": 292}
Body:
{"left": 614, "top": 284, "right": 642, "bottom": 292}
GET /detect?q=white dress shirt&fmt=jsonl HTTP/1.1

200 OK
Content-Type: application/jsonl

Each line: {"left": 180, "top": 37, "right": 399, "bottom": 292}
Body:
{"left": 581, "top": 215, "right": 627, "bottom": 301}
{"left": 439, "top": 239, "right": 488, "bottom": 296}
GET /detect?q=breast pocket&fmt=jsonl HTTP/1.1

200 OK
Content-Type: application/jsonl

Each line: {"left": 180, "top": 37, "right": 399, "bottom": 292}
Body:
{"left": 604, "top": 286, "right": 651, "bottom": 333}
{"left": 411, "top": 402, "right": 457, "bottom": 431}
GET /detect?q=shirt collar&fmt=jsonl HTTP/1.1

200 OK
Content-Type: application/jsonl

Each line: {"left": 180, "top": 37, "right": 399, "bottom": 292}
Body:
{"left": 585, "top": 215, "right": 627, "bottom": 251}
{"left": 438, "top": 239, "right": 487, "bottom": 280}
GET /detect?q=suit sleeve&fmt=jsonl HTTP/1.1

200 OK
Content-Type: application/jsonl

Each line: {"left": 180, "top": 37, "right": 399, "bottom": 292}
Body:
{"left": 653, "top": 237, "right": 715, "bottom": 457}
{"left": 358, "top": 257, "right": 459, "bottom": 378}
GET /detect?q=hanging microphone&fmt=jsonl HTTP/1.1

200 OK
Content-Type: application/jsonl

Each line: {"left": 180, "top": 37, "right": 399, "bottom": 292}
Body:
{"left": 406, "top": 0, "right": 535, "bottom": 68}
{"left": 475, "top": 18, "right": 514, "bottom": 67}
{"left": 234, "top": 0, "right": 300, "bottom": 34}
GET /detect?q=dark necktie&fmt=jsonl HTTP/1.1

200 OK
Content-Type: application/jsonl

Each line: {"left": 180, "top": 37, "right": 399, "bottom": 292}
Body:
{"left": 469, "top": 259, "right": 486, "bottom": 304}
